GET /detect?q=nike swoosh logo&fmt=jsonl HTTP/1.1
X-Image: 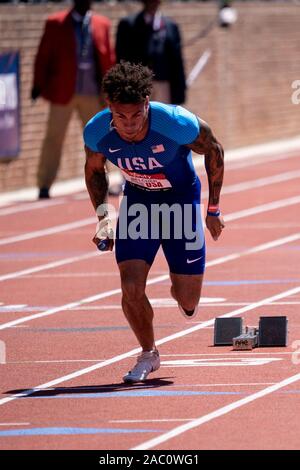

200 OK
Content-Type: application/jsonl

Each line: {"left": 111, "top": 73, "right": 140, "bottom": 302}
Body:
{"left": 187, "top": 256, "right": 203, "bottom": 264}
{"left": 109, "top": 148, "right": 121, "bottom": 153}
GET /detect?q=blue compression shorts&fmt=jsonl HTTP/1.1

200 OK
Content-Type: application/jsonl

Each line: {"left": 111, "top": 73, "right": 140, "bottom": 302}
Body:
{"left": 115, "top": 178, "right": 206, "bottom": 275}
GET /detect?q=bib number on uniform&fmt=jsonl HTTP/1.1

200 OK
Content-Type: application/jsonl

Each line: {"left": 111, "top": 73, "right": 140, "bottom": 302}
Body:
{"left": 122, "top": 170, "right": 172, "bottom": 190}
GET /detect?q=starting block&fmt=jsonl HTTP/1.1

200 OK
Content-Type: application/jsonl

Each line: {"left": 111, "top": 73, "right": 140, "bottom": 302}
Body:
{"left": 214, "top": 318, "right": 243, "bottom": 345}
{"left": 258, "top": 316, "right": 288, "bottom": 347}
{"left": 213, "top": 316, "right": 288, "bottom": 349}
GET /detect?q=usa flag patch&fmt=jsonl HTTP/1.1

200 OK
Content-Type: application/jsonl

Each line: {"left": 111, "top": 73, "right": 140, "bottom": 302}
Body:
{"left": 151, "top": 144, "right": 165, "bottom": 154}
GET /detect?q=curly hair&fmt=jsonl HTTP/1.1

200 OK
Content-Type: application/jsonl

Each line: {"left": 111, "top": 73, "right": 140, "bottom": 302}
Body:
{"left": 102, "top": 62, "right": 154, "bottom": 103}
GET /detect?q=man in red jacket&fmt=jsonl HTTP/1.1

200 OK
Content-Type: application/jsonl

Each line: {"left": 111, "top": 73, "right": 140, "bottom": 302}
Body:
{"left": 32, "top": 0, "right": 119, "bottom": 199}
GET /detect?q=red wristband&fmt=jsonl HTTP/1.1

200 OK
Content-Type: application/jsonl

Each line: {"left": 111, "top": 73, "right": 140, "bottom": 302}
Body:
{"left": 207, "top": 205, "right": 219, "bottom": 213}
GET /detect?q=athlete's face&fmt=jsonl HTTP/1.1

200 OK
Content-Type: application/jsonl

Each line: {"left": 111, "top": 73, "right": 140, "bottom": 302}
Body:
{"left": 108, "top": 98, "right": 150, "bottom": 141}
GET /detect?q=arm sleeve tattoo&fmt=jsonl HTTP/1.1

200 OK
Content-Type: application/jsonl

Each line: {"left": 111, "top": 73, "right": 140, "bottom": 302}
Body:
{"left": 84, "top": 146, "right": 108, "bottom": 213}
{"left": 188, "top": 119, "right": 224, "bottom": 206}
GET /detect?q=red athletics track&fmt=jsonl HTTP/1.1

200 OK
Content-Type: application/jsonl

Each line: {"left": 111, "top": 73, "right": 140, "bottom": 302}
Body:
{"left": 0, "top": 149, "right": 300, "bottom": 450}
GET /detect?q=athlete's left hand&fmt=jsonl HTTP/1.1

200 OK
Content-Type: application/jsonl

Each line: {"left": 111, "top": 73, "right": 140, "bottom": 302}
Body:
{"left": 93, "top": 216, "right": 114, "bottom": 251}
{"left": 206, "top": 214, "right": 225, "bottom": 241}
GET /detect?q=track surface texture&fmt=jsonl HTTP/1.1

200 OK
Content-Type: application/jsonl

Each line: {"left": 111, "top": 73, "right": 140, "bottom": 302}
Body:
{"left": 0, "top": 149, "right": 300, "bottom": 450}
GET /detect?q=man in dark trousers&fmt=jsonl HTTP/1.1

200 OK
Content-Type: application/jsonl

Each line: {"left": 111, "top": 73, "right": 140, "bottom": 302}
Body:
{"left": 32, "top": 0, "right": 118, "bottom": 199}
{"left": 116, "top": 0, "right": 186, "bottom": 105}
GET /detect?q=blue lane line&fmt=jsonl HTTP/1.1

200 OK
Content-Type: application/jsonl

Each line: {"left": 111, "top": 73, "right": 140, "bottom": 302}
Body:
{"left": 25, "top": 390, "right": 243, "bottom": 399}
{"left": 22, "top": 390, "right": 300, "bottom": 400}
{"left": 0, "top": 427, "right": 161, "bottom": 437}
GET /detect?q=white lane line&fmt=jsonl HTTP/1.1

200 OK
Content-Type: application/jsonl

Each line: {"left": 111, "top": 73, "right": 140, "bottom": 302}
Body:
{"left": 17, "top": 272, "right": 123, "bottom": 279}
{"left": 0, "top": 177, "right": 86, "bottom": 209}
{"left": 1, "top": 231, "right": 300, "bottom": 330}
{"left": 0, "top": 252, "right": 98, "bottom": 282}
{"left": 2, "top": 301, "right": 298, "bottom": 311}
{"left": 1, "top": 196, "right": 300, "bottom": 285}
{"left": 150, "top": 297, "right": 225, "bottom": 305}
{"left": 0, "top": 304, "right": 27, "bottom": 309}
{"left": 0, "top": 302, "right": 291, "bottom": 311}
{"left": 0, "top": 199, "right": 66, "bottom": 217}
{"left": 113, "top": 419, "right": 196, "bottom": 424}
{"left": 1, "top": 153, "right": 299, "bottom": 216}
{"left": 187, "top": 49, "right": 212, "bottom": 87}
{"left": 73, "top": 193, "right": 89, "bottom": 201}
{"left": 6, "top": 360, "right": 106, "bottom": 364}
{"left": 201, "top": 169, "right": 300, "bottom": 200}
{"left": 111, "top": 385, "right": 276, "bottom": 422}
{"left": 0, "top": 169, "right": 300, "bottom": 248}
{"left": 225, "top": 195, "right": 300, "bottom": 222}
{"left": 0, "top": 284, "right": 299, "bottom": 408}
{"left": 160, "top": 357, "right": 282, "bottom": 367}
{"left": 220, "top": 136, "right": 300, "bottom": 162}
{"left": 5, "top": 354, "right": 293, "bottom": 364}
{"left": 0, "top": 217, "right": 95, "bottom": 247}
{"left": 131, "top": 371, "right": 300, "bottom": 450}
{"left": 0, "top": 285, "right": 127, "bottom": 331}
{"left": 14, "top": 271, "right": 165, "bottom": 279}
{"left": 0, "top": 275, "right": 166, "bottom": 331}
{"left": 0, "top": 423, "right": 30, "bottom": 426}
{"left": 228, "top": 222, "right": 300, "bottom": 229}
{"left": 224, "top": 150, "right": 300, "bottom": 171}
{"left": 207, "top": 232, "right": 300, "bottom": 268}
{"left": 2, "top": 136, "right": 299, "bottom": 209}
{"left": 197, "top": 151, "right": 300, "bottom": 180}
{"left": 161, "top": 353, "right": 294, "bottom": 356}
{"left": 170, "top": 301, "right": 300, "bottom": 307}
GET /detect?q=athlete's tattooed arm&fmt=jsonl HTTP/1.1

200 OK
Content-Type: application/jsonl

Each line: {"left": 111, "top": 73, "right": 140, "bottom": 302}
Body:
{"left": 187, "top": 118, "right": 224, "bottom": 207}
{"left": 84, "top": 145, "right": 108, "bottom": 218}
{"left": 187, "top": 118, "right": 225, "bottom": 241}
{"left": 85, "top": 146, "right": 114, "bottom": 251}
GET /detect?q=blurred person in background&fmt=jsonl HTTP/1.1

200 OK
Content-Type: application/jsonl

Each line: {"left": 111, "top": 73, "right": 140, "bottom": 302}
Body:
{"left": 31, "top": 0, "right": 123, "bottom": 199}
{"left": 116, "top": 0, "right": 186, "bottom": 105}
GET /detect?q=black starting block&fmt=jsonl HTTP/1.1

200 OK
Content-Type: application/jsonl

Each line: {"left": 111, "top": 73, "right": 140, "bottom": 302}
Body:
{"left": 213, "top": 316, "right": 288, "bottom": 349}
{"left": 258, "top": 316, "right": 288, "bottom": 347}
{"left": 214, "top": 317, "right": 243, "bottom": 345}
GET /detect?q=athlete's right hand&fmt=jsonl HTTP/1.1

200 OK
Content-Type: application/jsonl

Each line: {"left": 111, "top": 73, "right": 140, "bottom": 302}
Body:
{"left": 93, "top": 216, "right": 114, "bottom": 251}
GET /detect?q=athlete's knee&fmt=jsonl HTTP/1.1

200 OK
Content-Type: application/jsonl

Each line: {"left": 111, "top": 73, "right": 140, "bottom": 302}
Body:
{"left": 171, "top": 284, "right": 200, "bottom": 310}
{"left": 121, "top": 278, "right": 146, "bottom": 303}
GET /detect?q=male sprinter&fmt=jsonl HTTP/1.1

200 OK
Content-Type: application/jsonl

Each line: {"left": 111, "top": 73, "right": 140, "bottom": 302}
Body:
{"left": 84, "top": 62, "right": 225, "bottom": 383}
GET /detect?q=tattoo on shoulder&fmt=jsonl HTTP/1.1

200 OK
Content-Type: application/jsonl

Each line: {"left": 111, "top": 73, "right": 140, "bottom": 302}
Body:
{"left": 187, "top": 119, "right": 215, "bottom": 154}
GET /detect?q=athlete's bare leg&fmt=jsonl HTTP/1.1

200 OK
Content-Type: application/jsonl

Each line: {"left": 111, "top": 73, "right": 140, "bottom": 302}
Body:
{"left": 170, "top": 273, "right": 204, "bottom": 310}
{"left": 118, "top": 259, "right": 156, "bottom": 351}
